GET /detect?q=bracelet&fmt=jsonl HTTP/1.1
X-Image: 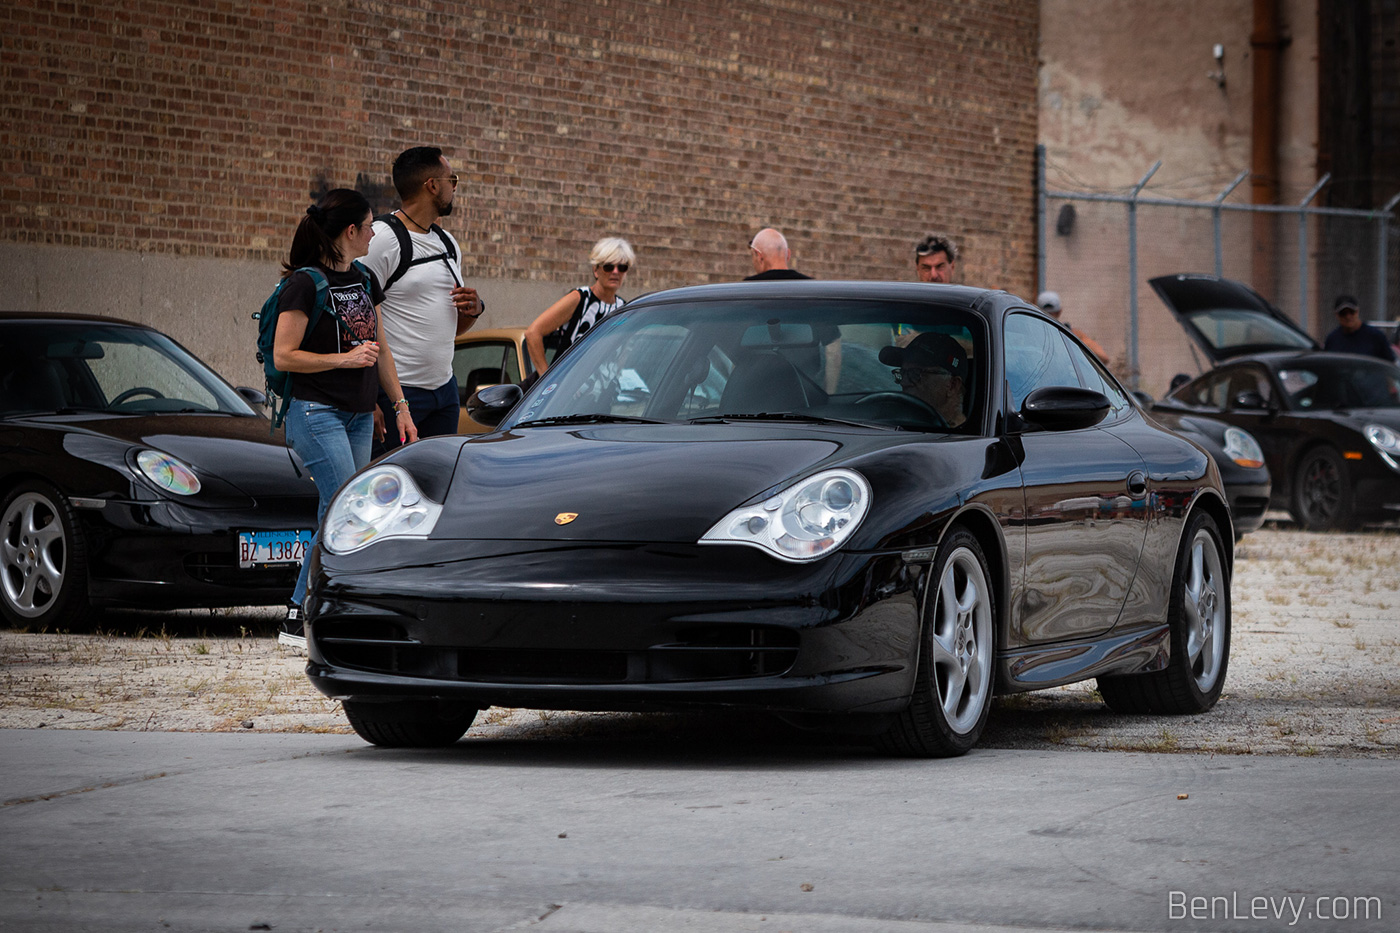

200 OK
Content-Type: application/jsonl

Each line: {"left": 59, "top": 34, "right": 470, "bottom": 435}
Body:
{"left": 392, "top": 398, "right": 410, "bottom": 411}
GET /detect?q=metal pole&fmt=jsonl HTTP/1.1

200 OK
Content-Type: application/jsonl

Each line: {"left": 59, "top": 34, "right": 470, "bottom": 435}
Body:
{"left": 1127, "top": 161, "right": 1160, "bottom": 388}
{"left": 1297, "top": 173, "right": 1330, "bottom": 335}
{"left": 1213, "top": 171, "right": 1249, "bottom": 277}
{"left": 1037, "top": 144, "right": 1047, "bottom": 298}
{"left": 1378, "top": 192, "right": 1400, "bottom": 319}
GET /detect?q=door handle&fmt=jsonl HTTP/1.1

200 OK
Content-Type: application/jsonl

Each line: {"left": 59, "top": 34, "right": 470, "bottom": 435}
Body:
{"left": 1127, "top": 470, "right": 1148, "bottom": 497}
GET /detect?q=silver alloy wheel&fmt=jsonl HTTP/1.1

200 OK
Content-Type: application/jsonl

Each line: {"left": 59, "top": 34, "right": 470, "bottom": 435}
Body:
{"left": 930, "top": 545, "right": 993, "bottom": 734}
{"left": 1182, "top": 526, "right": 1226, "bottom": 692}
{"left": 1, "top": 491, "right": 67, "bottom": 618}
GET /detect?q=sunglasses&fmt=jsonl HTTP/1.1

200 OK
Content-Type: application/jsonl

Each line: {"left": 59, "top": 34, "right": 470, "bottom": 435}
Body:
{"left": 599, "top": 262, "right": 630, "bottom": 273}
{"left": 893, "top": 367, "right": 951, "bottom": 386}
{"left": 427, "top": 174, "right": 459, "bottom": 188}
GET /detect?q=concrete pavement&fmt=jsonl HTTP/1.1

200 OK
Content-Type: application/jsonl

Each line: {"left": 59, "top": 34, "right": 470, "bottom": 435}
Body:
{"left": 1, "top": 729, "right": 1394, "bottom": 932}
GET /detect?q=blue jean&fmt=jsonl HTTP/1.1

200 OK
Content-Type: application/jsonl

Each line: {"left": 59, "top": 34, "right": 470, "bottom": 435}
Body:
{"left": 285, "top": 400, "right": 373, "bottom": 605}
{"left": 372, "top": 376, "right": 460, "bottom": 457}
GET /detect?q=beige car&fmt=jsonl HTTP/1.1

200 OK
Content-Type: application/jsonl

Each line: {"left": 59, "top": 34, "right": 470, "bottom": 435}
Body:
{"left": 452, "top": 327, "right": 576, "bottom": 433}
{"left": 451, "top": 327, "right": 536, "bottom": 434}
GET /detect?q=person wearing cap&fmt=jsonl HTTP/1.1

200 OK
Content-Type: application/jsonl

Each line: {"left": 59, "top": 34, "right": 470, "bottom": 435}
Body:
{"left": 1323, "top": 295, "right": 1396, "bottom": 362}
{"left": 877, "top": 332, "right": 970, "bottom": 428}
{"left": 913, "top": 233, "right": 958, "bottom": 283}
{"left": 1036, "top": 290, "right": 1108, "bottom": 363}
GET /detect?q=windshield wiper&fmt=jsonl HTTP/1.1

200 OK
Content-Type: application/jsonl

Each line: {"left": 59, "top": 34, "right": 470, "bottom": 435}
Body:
{"left": 514, "top": 413, "right": 668, "bottom": 427}
{"left": 691, "top": 412, "right": 897, "bottom": 430}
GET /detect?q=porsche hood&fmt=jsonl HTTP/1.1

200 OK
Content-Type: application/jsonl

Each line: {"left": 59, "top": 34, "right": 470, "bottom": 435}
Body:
{"left": 432, "top": 424, "right": 845, "bottom": 542}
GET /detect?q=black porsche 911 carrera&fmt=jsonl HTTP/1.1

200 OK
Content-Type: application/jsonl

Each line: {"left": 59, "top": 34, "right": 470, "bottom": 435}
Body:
{"left": 304, "top": 281, "right": 1233, "bottom": 757}
{"left": 1151, "top": 273, "right": 1400, "bottom": 530}
{"left": 0, "top": 312, "right": 319, "bottom": 628}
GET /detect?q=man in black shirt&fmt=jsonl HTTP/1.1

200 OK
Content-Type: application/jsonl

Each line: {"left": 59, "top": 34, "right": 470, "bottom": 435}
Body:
{"left": 1323, "top": 295, "right": 1397, "bottom": 362}
{"left": 745, "top": 228, "right": 810, "bottom": 281}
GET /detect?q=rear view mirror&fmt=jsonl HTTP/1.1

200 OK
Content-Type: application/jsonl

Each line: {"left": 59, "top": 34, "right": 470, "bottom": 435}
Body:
{"left": 466, "top": 383, "right": 522, "bottom": 427}
{"left": 46, "top": 340, "right": 104, "bottom": 360}
{"left": 740, "top": 321, "right": 815, "bottom": 348}
{"left": 1233, "top": 391, "right": 1268, "bottom": 410}
{"left": 1019, "top": 385, "right": 1110, "bottom": 431}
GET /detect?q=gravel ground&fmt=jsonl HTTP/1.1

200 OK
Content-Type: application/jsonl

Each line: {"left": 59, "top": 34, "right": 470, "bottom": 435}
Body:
{"left": 2, "top": 524, "right": 1396, "bottom": 756}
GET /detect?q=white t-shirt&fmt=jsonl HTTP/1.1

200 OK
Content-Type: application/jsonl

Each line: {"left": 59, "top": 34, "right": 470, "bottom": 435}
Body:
{"left": 360, "top": 219, "right": 464, "bottom": 390}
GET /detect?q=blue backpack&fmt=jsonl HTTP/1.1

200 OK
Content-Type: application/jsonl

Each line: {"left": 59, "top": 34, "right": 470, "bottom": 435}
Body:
{"left": 253, "top": 263, "right": 370, "bottom": 429}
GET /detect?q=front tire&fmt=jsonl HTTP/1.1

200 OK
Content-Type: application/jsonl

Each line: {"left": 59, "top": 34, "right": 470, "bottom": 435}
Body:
{"left": 877, "top": 529, "right": 994, "bottom": 757}
{"left": 0, "top": 482, "right": 93, "bottom": 629}
{"left": 342, "top": 700, "right": 478, "bottom": 748}
{"left": 1098, "top": 510, "right": 1230, "bottom": 714}
{"left": 1290, "top": 446, "right": 1354, "bottom": 531}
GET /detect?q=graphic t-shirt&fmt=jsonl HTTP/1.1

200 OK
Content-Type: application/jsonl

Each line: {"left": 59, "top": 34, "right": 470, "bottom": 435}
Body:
{"left": 277, "top": 264, "right": 387, "bottom": 412}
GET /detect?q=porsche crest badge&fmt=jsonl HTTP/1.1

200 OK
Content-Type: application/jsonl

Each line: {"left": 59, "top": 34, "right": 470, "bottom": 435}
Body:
{"left": 554, "top": 512, "right": 578, "bottom": 525}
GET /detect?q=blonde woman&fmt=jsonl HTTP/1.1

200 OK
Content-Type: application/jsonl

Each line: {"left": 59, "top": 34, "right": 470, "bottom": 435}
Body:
{"left": 524, "top": 237, "right": 635, "bottom": 377}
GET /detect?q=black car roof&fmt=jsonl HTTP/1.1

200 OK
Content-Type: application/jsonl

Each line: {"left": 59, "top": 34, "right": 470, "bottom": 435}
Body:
{"left": 0, "top": 310, "right": 150, "bottom": 328}
{"left": 621, "top": 280, "right": 1030, "bottom": 317}
{"left": 1209, "top": 350, "right": 1398, "bottom": 369}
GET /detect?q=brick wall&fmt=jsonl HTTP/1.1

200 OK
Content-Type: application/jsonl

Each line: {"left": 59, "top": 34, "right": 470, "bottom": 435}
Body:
{"left": 2, "top": 0, "right": 1038, "bottom": 303}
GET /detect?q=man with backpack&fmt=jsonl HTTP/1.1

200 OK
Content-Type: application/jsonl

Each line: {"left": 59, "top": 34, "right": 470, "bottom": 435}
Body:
{"left": 359, "top": 146, "right": 485, "bottom": 454}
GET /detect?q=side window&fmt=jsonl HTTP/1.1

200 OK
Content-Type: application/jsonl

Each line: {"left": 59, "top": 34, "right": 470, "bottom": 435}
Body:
{"left": 1206, "top": 373, "right": 1232, "bottom": 409}
{"left": 1004, "top": 313, "right": 1081, "bottom": 411}
{"left": 1067, "top": 337, "right": 1130, "bottom": 412}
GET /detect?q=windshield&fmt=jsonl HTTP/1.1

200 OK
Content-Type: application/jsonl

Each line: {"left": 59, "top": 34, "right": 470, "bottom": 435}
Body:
{"left": 1277, "top": 359, "right": 1400, "bottom": 411}
{"left": 0, "top": 322, "right": 258, "bottom": 416}
{"left": 1186, "top": 309, "right": 1314, "bottom": 354}
{"left": 506, "top": 298, "right": 986, "bottom": 433}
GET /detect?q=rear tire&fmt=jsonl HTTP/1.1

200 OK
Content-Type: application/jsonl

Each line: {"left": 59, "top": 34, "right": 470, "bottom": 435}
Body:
{"left": 342, "top": 700, "right": 478, "bottom": 748}
{"left": 876, "top": 529, "right": 995, "bottom": 757}
{"left": 0, "top": 482, "right": 94, "bottom": 629}
{"left": 1290, "top": 446, "right": 1355, "bottom": 531}
{"left": 1098, "top": 511, "right": 1230, "bottom": 714}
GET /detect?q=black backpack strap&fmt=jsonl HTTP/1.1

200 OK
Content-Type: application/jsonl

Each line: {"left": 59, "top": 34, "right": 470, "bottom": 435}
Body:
{"left": 374, "top": 213, "right": 413, "bottom": 289}
{"left": 429, "top": 223, "right": 457, "bottom": 262}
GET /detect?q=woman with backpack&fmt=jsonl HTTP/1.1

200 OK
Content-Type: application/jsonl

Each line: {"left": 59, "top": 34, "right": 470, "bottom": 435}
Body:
{"left": 271, "top": 187, "right": 418, "bottom": 649}
{"left": 523, "top": 236, "right": 635, "bottom": 379}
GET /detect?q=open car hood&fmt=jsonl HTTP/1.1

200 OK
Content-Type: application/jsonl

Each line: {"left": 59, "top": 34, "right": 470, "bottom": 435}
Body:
{"left": 1150, "top": 273, "right": 1318, "bottom": 363}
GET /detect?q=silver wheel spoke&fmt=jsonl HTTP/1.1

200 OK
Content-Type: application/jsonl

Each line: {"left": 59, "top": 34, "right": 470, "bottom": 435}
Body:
{"left": 931, "top": 625, "right": 959, "bottom": 668}
{"left": 940, "top": 664, "right": 967, "bottom": 719}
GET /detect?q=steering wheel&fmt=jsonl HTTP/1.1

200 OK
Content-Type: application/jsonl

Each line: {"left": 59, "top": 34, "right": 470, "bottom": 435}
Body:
{"left": 109, "top": 387, "right": 165, "bottom": 406}
{"left": 855, "top": 391, "right": 947, "bottom": 426}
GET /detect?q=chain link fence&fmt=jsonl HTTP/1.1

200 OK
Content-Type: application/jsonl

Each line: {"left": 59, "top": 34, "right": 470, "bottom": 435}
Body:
{"left": 1037, "top": 150, "right": 1400, "bottom": 396}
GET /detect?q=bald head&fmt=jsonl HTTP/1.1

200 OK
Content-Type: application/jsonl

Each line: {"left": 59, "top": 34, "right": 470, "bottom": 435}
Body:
{"left": 749, "top": 228, "right": 791, "bottom": 273}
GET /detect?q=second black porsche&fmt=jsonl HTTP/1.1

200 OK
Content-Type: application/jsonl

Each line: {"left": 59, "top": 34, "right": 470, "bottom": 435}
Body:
{"left": 304, "top": 282, "right": 1234, "bottom": 756}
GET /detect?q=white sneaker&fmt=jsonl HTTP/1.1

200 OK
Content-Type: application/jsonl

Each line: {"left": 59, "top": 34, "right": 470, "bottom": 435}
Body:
{"left": 278, "top": 604, "right": 307, "bottom": 652}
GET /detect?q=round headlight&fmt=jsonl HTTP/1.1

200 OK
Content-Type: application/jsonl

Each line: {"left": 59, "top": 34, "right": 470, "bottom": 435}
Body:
{"left": 1222, "top": 427, "right": 1264, "bottom": 469}
{"left": 1365, "top": 423, "right": 1400, "bottom": 471}
{"left": 323, "top": 465, "right": 439, "bottom": 555}
{"left": 701, "top": 469, "right": 871, "bottom": 563}
{"left": 135, "top": 449, "right": 201, "bottom": 496}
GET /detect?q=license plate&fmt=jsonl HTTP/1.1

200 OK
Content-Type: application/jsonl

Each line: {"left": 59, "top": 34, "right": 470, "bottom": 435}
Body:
{"left": 238, "top": 530, "right": 315, "bottom": 568}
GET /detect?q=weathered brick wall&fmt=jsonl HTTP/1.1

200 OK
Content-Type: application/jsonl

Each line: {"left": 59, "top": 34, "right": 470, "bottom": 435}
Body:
{"left": 2, "top": 0, "right": 1038, "bottom": 299}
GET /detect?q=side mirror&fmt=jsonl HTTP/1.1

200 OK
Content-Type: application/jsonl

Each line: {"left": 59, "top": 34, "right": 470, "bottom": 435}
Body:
{"left": 235, "top": 386, "right": 268, "bottom": 406}
{"left": 466, "top": 383, "right": 523, "bottom": 427}
{"left": 1019, "top": 385, "right": 1110, "bottom": 431}
{"left": 1233, "top": 390, "right": 1268, "bottom": 410}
